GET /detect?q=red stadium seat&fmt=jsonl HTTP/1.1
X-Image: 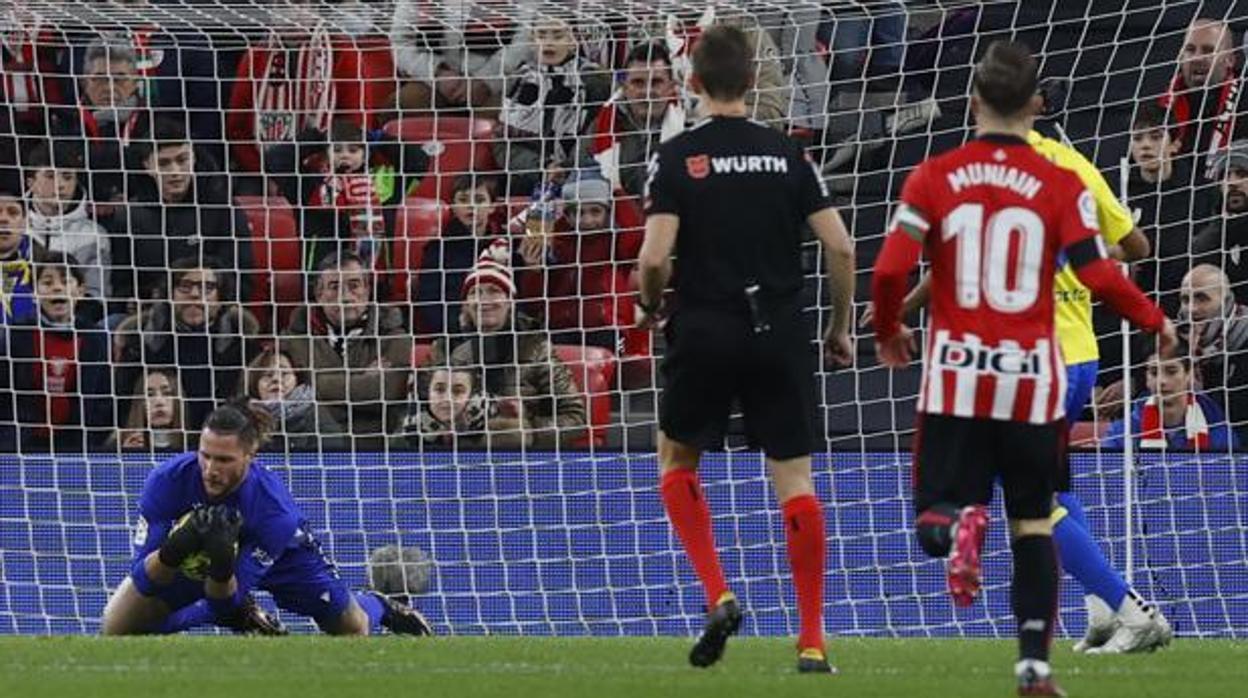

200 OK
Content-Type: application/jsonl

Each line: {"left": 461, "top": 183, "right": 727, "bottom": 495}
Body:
{"left": 381, "top": 116, "right": 499, "bottom": 202}
{"left": 1070, "top": 420, "right": 1110, "bottom": 447}
{"left": 553, "top": 344, "right": 616, "bottom": 447}
{"left": 236, "top": 195, "right": 303, "bottom": 332}
{"left": 391, "top": 197, "right": 449, "bottom": 304}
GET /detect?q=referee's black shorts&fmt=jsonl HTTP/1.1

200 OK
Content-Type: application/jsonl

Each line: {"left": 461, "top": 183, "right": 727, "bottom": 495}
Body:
{"left": 659, "top": 304, "right": 818, "bottom": 460}
{"left": 912, "top": 414, "right": 1066, "bottom": 520}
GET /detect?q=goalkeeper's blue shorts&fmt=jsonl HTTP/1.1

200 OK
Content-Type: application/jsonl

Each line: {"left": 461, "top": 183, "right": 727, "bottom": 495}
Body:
{"left": 149, "top": 544, "right": 354, "bottom": 626}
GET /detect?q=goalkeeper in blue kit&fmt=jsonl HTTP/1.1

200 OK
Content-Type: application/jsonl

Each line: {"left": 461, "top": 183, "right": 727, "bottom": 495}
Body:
{"left": 101, "top": 402, "right": 432, "bottom": 636}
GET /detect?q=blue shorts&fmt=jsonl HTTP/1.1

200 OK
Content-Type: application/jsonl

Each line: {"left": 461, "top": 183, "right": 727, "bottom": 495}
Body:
{"left": 1065, "top": 360, "right": 1099, "bottom": 421}
{"left": 147, "top": 544, "right": 354, "bottom": 627}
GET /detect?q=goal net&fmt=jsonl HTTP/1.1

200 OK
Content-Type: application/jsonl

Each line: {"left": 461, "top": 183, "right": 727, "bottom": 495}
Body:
{"left": 0, "top": 0, "right": 1245, "bottom": 639}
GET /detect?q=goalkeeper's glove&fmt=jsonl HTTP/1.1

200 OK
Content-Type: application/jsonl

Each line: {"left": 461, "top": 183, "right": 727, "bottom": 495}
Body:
{"left": 157, "top": 507, "right": 211, "bottom": 569}
{"left": 202, "top": 506, "right": 244, "bottom": 583}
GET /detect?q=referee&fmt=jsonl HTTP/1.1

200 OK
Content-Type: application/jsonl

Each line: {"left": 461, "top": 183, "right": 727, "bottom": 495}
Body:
{"left": 637, "top": 25, "right": 855, "bottom": 674}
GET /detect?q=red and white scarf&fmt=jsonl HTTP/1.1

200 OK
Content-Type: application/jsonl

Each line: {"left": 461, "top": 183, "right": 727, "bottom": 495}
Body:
{"left": 255, "top": 26, "right": 335, "bottom": 145}
{"left": 1160, "top": 70, "right": 1242, "bottom": 179}
{"left": 2, "top": 27, "right": 48, "bottom": 115}
{"left": 1139, "top": 393, "right": 1211, "bottom": 450}
{"left": 588, "top": 91, "right": 686, "bottom": 192}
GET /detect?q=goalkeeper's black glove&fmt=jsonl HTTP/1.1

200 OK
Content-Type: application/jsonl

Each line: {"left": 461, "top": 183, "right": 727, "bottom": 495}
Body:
{"left": 156, "top": 507, "right": 212, "bottom": 569}
{"left": 202, "top": 505, "right": 244, "bottom": 583}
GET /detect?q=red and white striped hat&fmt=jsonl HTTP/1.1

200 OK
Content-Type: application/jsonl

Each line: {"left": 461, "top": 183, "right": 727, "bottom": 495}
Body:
{"left": 462, "top": 238, "right": 515, "bottom": 299}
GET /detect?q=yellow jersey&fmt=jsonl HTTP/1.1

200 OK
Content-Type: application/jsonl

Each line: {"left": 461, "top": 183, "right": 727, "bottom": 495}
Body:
{"left": 1027, "top": 130, "right": 1134, "bottom": 365}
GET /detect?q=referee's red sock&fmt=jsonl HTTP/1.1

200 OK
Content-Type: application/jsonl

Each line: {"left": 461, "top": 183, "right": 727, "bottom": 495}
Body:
{"left": 783, "top": 493, "right": 826, "bottom": 652}
{"left": 660, "top": 468, "right": 728, "bottom": 608}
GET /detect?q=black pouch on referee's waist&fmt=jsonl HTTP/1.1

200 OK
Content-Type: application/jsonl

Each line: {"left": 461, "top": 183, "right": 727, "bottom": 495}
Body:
{"left": 744, "top": 283, "right": 772, "bottom": 335}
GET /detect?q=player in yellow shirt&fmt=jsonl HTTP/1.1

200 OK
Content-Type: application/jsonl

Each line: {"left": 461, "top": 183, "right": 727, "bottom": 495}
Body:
{"left": 865, "top": 126, "right": 1171, "bottom": 654}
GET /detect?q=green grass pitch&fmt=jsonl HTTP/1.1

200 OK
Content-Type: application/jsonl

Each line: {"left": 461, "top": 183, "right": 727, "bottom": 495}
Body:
{"left": 1, "top": 636, "right": 1242, "bottom": 698}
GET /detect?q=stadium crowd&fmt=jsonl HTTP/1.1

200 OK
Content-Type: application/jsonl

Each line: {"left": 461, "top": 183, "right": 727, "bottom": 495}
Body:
{"left": 0, "top": 1, "right": 1245, "bottom": 452}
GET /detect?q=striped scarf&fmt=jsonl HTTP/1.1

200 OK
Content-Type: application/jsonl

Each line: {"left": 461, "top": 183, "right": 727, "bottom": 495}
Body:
{"left": 1, "top": 27, "right": 46, "bottom": 115}
{"left": 254, "top": 27, "right": 335, "bottom": 145}
{"left": 1161, "top": 70, "right": 1242, "bottom": 179}
{"left": 1139, "top": 393, "right": 1211, "bottom": 450}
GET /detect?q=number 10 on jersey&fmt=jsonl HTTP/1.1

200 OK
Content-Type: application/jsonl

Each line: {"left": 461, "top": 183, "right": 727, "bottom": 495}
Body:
{"left": 943, "top": 203, "right": 1045, "bottom": 313}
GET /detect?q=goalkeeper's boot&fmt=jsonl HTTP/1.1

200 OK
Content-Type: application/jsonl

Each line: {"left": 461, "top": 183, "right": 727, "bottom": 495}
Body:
{"left": 372, "top": 592, "right": 434, "bottom": 636}
{"left": 947, "top": 505, "right": 989, "bottom": 607}
{"left": 220, "top": 593, "right": 288, "bottom": 636}
{"left": 689, "top": 592, "right": 742, "bottom": 668}
{"left": 1073, "top": 595, "right": 1117, "bottom": 653}
{"left": 1088, "top": 593, "right": 1170, "bottom": 654}
{"left": 796, "top": 647, "right": 837, "bottom": 674}
{"left": 1016, "top": 660, "right": 1066, "bottom": 697}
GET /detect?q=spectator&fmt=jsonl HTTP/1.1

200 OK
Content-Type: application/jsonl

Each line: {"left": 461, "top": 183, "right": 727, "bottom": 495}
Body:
{"left": 493, "top": 16, "right": 611, "bottom": 197}
{"left": 21, "top": 139, "right": 110, "bottom": 301}
{"left": 281, "top": 250, "right": 412, "bottom": 447}
{"left": 518, "top": 172, "right": 641, "bottom": 351}
{"left": 57, "top": 39, "right": 150, "bottom": 203}
{"left": 226, "top": 3, "right": 382, "bottom": 178}
{"left": 1191, "top": 140, "right": 1248, "bottom": 302}
{"left": 389, "top": 0, "right": 528, "bottom": 116}
{"left": 0, "top": 12, "right": 69, "bottom": 145}
{"left": 396, "top": 363, "right": 530, "bottom": 449}
{"left": 108, "top": 114, "right": 252, "bottom": 312}
{"left": 108, "top": 366, "right": 185, "bottom": 451}
{"left": 1102, "top": 344, "right": 1237, "bottom": 451}
{"left": 115, "top": 257, "right": 259, "bottom": 432}
{"left": 1127, "top": 102, "right": 1208, "bottom": 314}
{"left": 297, "top": 119, "right": 429, "bottom": 286}
{"left": 414, "top": 174, "right": 510, "bottom": 336}
{"left": 428, "top": 239, "right": 587, "bottom": 448}
{"left": 242, "top": 345, "right": 346, "bottom": 451}
{"left": 583, "top": 41, "right": 687, "bottom": 198}
{"left": 1183, "top": 264, "right": 1248, "bottom": 443}
{"left": 1159, "top": 18, "right": 1248, "bottom": 178}
{"left": 7, "top": 252, "right": 112, "bottom": 452}
{"left": 0, "top": 181, "right": 41, "bottom": 327}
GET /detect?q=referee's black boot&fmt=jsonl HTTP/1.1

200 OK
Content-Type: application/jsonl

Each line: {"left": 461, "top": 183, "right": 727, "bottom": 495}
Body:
{"left": 689, "top": 592, "right": 742, "bottom": 668}
{"left": 371, "top": 591, "right": 434, "bottom": 636}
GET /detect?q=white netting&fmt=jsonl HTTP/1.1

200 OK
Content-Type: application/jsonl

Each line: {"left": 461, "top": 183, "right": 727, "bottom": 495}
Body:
{"left": 0, "top": 0, "right": 1244, "bottom": 638}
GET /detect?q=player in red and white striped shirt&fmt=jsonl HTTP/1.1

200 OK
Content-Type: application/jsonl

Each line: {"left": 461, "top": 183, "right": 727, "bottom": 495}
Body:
{"left": 871, "top": 41, "right": 1175, "bottom": 697}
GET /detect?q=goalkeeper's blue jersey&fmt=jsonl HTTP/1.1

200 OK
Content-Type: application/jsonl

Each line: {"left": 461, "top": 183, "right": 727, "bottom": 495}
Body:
{"left": 131, "top": 452, "right": 313, "bottom": 591}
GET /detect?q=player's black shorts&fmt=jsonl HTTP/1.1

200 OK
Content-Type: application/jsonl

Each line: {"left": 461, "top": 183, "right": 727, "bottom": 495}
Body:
{"left": 659, "top": 304, "right": 818, "bottom": 459}
{"left": 912, "top": 414, "right": 1067, "bottom": 520}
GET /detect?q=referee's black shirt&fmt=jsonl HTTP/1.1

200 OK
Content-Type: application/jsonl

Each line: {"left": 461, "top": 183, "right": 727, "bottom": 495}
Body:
{"left": 644, "top": 115, "right": 833, "bottom": 311}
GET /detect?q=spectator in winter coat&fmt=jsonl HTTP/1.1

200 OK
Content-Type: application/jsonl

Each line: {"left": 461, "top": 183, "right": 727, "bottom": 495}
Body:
{"left": 0, "top": 183, "right": 41, "bottom": 329}
{"left": 396, "top": 361, "right": 530, "bottom": 449}
{"left": 22, "top": 139, "right": 110, "bottom": 300}
{"left": 114, "top": 257, "right": 260, "bottom": 433}
{"left": 492, "top": 16, "right": 611, "bottom": 197}
{"left": 107, "top": 114, "right": 252, "bottom": 313}
{"left": 242, "top": 345, "right": 347, "bottom": 451}
{"left": 1191, "top": 140, "right": 1248, "bottom": 303}
{"left": 1159, "top": 18, "right": 1248, "bottom": 179}
{"left": 280, "top": 250, "right": 412, "bottom": 447}
{"left": 6, "top": 252, "right": 112, "bottom": 452}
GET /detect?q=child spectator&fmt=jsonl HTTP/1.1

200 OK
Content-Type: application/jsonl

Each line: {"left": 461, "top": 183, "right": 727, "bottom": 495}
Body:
{"left": 493, "top": 16, "right": 611, "bottom": 197}
{"left": 427, "top": 239, "right": 587, "bottom": 448}
{"left": 396, "top": 363, "right": 530, "bottom": 449}
{"left": 1102, "top": 343, "right": 1237, "bottom": 451}
{"left": 22, "top": 139, "right": 110, "bottom": 300}
{"left": 280, "top": 250, "right": 412, "bottom": 449}
{"left": 297, "top": 119, "right": 429, "bottom": 288}
{"left": 7, "top": 252, "right": 112, "bottom": 452}
{"left": 243, "top": 345, "right": 346, "bottom": 451}
{"left": 414, "top": 174, "right": 511, "bottom": 336}
{"left": 518, "top": 172, "right": 641, "bottom": 351}
{"left": 114, "top": 257, "right": 260, "bottom": 432}
{"left": 1127, "top": 102, "right": 1208, "bottom": 315}
{"left": 0, "top": 180, "right": 40, "bottom": 327}
{"left": 109, "top": 366, "right": 185, "bottom": 451}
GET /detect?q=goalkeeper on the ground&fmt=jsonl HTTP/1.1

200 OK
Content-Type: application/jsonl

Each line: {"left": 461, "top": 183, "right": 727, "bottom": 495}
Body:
{"left": 101, "top": 401, "right": 432, "bottom": 636}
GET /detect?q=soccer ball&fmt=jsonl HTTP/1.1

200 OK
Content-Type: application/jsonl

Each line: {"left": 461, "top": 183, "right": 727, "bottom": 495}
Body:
{"left": 171, "top": 510, "right": 237, "bottom": 581}
{"left": 367, "top": 545, "right": 432, "bottom": 596}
